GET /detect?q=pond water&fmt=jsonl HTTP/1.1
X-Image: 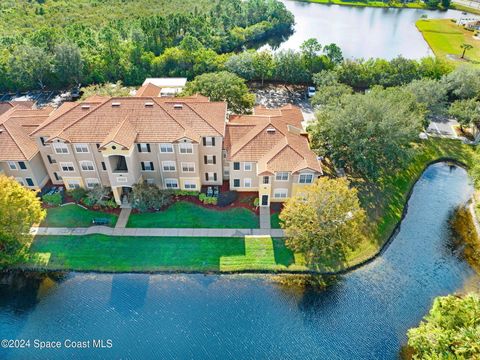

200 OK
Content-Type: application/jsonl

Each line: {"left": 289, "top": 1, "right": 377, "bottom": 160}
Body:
{"left": 1, "top": 163, "right": 479, "bottom": 360}
{"left": 271, "top": 0, "right": 470, "bottom": 59}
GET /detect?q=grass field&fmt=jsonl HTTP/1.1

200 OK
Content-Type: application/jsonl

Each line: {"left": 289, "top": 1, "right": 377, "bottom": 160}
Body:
{"left": 41, "top": 204, "right": 118, "bottom": 228}
{"left": 27, "top": 235, "right": 302, "bottom": 272}
{"left": 127, "top": 201, "right": 259, "bottom": 229}
{"left": 416, "top": 19, "right": 480, "bottom": 66}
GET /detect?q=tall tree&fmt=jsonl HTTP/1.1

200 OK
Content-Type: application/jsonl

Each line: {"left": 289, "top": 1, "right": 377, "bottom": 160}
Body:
{"left": 407, "top": 293, "right": 480, "bottom": 359}
{"left": 53, "top": 42, "right": 84, "bottom": 87}
{"left": 280, "top": 177, "right": 367, "bottom": 269}
{"left": 0, "top": 176, "right": 46, "bottom": 267}
{"left": 448, "top": 98, "right": 480, "bottom": 131}
{"left": 183, "top": 71, "right": 255, "bottom": 113}
{"left": 8, "top": 45, "right": 53, "bottom": 89}
{"left": 310, "top": 86, "right": 424, "bottom": 179}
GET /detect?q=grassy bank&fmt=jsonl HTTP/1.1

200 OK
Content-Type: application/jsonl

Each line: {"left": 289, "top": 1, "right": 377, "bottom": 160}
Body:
{"left": 26, "top": 235, "right": 303, "bottom": 272}
{"left": 451, "top": 3, "right": 480, "bottom": 16}
{"left": 127, "top": 201, "right": 259, "bottom": 229}
{"left": 450, "top": 205, "right": 480, "bottom": 273}
{"left": 41, "top": 204, "right": 118, "bottom": 228}
{"left": 416, "top": 19, "right": 480, "bottom": 66}
{"left": 296, "top": 0, "right": 427, "bottom": 9}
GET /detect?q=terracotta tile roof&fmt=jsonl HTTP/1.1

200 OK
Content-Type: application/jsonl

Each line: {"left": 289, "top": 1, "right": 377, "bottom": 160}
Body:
{"left": 0, "top": 106, "right": 53, "bottom": 161}
{"left": 225, "top": 106, "right": 322, "bottom": 174}
{"left": 101, "top": 116, "right": 138, "bottom": 149}
{"left": 135, "top": 83, "right": 162, "bottom": 97}
{"left": 32, "top": 96, "right": 227, "bottom": 148}
{"left": 0, "top": 101, "right": 35, "bottom": 115}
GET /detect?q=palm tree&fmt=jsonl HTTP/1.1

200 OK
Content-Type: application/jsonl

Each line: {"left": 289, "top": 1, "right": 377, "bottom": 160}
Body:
{"left": 460, "top": 43, "right": 473, "bottom": 59}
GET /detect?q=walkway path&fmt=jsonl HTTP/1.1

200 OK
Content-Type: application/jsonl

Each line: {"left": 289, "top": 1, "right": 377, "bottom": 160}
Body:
{"left": 259, "top": 207, "right": 271, "bottom": 229}
{"left": 115, "top": 208, "right": 131, "bottom": 229}
{"left": 30, "top": 226, "right": 285, "bottom": 238}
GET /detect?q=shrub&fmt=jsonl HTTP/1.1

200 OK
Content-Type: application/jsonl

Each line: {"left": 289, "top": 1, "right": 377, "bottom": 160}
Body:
{"left": 254, "top": 198, "right": 260, "bottom": 207}
{"left": 42, "top": 193, "right": 62, "bottom": 206}
{"left": 217, "top": 191, "right": 238, "bottom": 207}
{"left": 174, "top": 190, "right": 200, "bottom": 196}
{"left": 67, "top": 187, "right": 87, "bottom": 202}
{"left": 131, "top": 183, "right": 173, "bottom": 212}
{"left": 85, "top": 185, "right": 111, "bottom": 206}
{"left": 103, "top": 199, "right": 119, "bottom": 209}
{"left": 198, "top": 193, "right": 217, "bottom": 205}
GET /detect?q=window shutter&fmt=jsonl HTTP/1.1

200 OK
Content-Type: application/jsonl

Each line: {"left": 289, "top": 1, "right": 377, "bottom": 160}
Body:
{"left": 137, "top": 144, "right": 142, "bottom": 152}
{"left": 213, "top": 156, "right": 216, "bottom": 164}
{"left": 212, "top": 137, "right": 215, "bottom": 146}
{"left": 204, "top": 156, "right": 207, "bottom": 164}
{"left": 150, "top": 162, "right": 154, "bottom": 171}
{"left": 202, "top": 137, "right": 206, "bottom": 146}
{"left": 141, "top": 162, "right": 145, "bottom": 171}
{"left": 214, "top": 173, "right": 217, "bottom": 181}
{"left": 205, "top": 173, "right": 209, "bottom": 181}
{"left": 147, "top": 143, "right": 151, "bottom": 152}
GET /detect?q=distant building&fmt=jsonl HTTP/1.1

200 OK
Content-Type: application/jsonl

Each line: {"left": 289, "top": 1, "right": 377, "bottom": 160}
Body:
{"left": 138, "top": 78, "right": 188, "bottom": 97}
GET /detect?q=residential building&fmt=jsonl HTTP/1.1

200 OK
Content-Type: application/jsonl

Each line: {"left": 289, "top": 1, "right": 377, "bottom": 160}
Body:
{"left": 138, "top": 78, "right": 188, "bottom": 97}
{"left": 224, "top": 105, "right": 322, "bottom": 206}
{"left": 30, "top": 95, "right": 226, "bottom": 205}
{"left": 0, "top": 92, "right": 322, "bottom": 207}
{"left": 0, "top": 105, "right": 52, "bottom": 189}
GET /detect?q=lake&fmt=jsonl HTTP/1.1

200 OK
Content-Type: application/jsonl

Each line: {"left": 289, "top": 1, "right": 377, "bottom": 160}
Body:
{"left": 271, "top": 0, "right": 471, "bottom": 59}
{"left": 1, "top": 163, "right": 479, "bottom": 359}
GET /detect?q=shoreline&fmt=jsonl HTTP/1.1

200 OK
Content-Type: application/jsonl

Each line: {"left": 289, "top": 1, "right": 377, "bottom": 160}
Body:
{"left": 12, "top": 158, "right": 472, "bottom": 277}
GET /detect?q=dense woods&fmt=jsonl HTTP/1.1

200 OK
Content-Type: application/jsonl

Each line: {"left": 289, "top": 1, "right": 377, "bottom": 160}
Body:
{"left": 0, "top": 0, "right": 294, "bottom": 91}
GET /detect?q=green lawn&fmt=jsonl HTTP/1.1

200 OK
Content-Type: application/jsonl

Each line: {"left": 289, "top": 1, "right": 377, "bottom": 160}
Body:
{"left": 298, "top": 0, "right": 426, "bottom": 9}
{"left": 416, "top": 19, "right": 480, "bottom": 66}
{"left": 127, "top": 201, "right": 259, "bottom": 228}
{"left": 41, "top": 204, "right": 118, "bottom": 228}
{"left": 27, "top": 235, "right": 302, "bottom": 272}
{"left": 271, "top": 213, "right": 282, "bottom": 229}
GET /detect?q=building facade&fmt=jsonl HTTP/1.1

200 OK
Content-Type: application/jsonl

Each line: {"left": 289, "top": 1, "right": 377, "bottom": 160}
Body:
{"left": 1, "top": 94, "right": 322, "bottom": 206}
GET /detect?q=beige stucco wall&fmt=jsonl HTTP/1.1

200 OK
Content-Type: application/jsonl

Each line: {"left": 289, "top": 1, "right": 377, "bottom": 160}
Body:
{"left": 0, "top": 152, "right": 48, "bottom": 189}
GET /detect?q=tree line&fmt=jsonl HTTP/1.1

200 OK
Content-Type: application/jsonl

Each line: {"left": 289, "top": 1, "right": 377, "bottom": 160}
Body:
{"left": 0, "top": 0, "right": 294, "bottom": 91}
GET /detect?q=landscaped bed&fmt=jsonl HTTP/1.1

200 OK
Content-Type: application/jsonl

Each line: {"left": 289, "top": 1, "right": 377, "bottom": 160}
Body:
{"left": 127, "top": 201, "right": 259, "bottom": 229}
{"left": 27, "top": 235, "right": 301, "bottom": 272}
{"left": 41, "top": 203, "right": 118, "bottom": 228}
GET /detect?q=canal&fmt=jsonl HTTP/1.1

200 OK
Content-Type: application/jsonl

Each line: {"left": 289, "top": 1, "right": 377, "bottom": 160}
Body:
{"left": 1, "top": 163, "right": 478, "bottom": 359}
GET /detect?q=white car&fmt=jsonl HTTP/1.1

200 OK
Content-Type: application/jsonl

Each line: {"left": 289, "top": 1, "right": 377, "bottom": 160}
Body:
{"left": 307, "top": 86, "right": 316, "bottom": 98}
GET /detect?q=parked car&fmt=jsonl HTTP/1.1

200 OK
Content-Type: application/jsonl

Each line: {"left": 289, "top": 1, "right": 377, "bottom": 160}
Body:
{"left": 307, "top": 86, "right": 316, "bottom": 98}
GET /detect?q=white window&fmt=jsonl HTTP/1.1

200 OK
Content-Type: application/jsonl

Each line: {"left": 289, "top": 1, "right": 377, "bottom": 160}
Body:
{"left": 274, "top": 188, "right": 288, "bottom": 199}
{"left": 244, "top": 178, "right": 252, "bottom": 188}
{"left": 184, "top": 180, "right": 197, "bottom": 189}
{"left": 7, "top": 161, "right": 17, "bottom": 170}
{"left": 179, "top": 143, "right": 193, "bottom": 154}
{"left": 206, "top": 172, "right": 216, "bottom": 182}
{"left": 15, "top": 177, "right": 25, "bottom": 186}
{"left": 141, "top": 161, "right": 155, "bottom": 171}
{"left": 299, "top": 173, "right": 314, "bottom": 184}
{"left": 74, "top": 144, "right": 89, "bottom": 153}
{"left": 67, "top": 180, "right": 81, "bottom": 189}
{"left": 138, "top": 143, "right": 150, "bottom": 153}
{"left": 204, "top": 137, "right": 215, "bottom": 147}
{"left": 160, "top": 143, "right": 174, "bottom": 153}
{"left": 60, "top": 162, "right": 75, "bottom": 172}
{"left": 244, "top": 162, "right": 253, "bottom": 171}
{"left": 80, "top": 161, "right": 95, "bottom": 171}
{"left": 205, "top": 155, "right": 216, "bottom": 165}
{"left": 181, "top": 162, "right": 195, "bottom": 173}
{"left": 162, "top": 161, "right": 176, "bottom": 172}
{"left": 53, "top": 143, "right": 69, "bottom": 154}
{"left": 85, "top": 178, "right": 100, "bottom": 188}
{"left": 164, "top": 178, "right": 179, "bottom": 189}
{"left": 276, "top": 172, "right": 289, "bottom": 181}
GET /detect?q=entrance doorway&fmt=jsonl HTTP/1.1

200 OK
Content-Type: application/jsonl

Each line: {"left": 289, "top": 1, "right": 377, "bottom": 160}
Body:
{"left": 261, "top": 195, "right": 269, "bottom": 206}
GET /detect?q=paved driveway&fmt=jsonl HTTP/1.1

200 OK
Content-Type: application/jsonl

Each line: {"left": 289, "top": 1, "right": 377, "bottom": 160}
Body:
{"left": 427, "top": 117, "right": 458, "bottom": 138}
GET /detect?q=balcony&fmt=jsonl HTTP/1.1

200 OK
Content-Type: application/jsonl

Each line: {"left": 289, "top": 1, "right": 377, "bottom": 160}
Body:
{"left": 109, "top": 155, "right": 128, "bottom": 174}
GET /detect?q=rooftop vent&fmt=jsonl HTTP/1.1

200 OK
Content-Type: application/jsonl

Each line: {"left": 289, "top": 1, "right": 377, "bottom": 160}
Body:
{"left": 81, "top": 104, "right": 91, "bottom": 110}
{"left": 266, "top": 128, "right": 276, "bottom": 133}
{"left": 173, "top": 104, "right": 183, "bottom": 110}
{"left": 144, "top": 102, "right": 154, "bottom": 107}
{"left": 111, "top": 102, "right": 121, "bottom": 107}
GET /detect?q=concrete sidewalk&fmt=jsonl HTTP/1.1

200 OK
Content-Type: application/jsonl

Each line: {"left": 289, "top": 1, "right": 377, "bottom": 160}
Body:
{"left": 30, "top": 226, "right": 285, "bottom": 238}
